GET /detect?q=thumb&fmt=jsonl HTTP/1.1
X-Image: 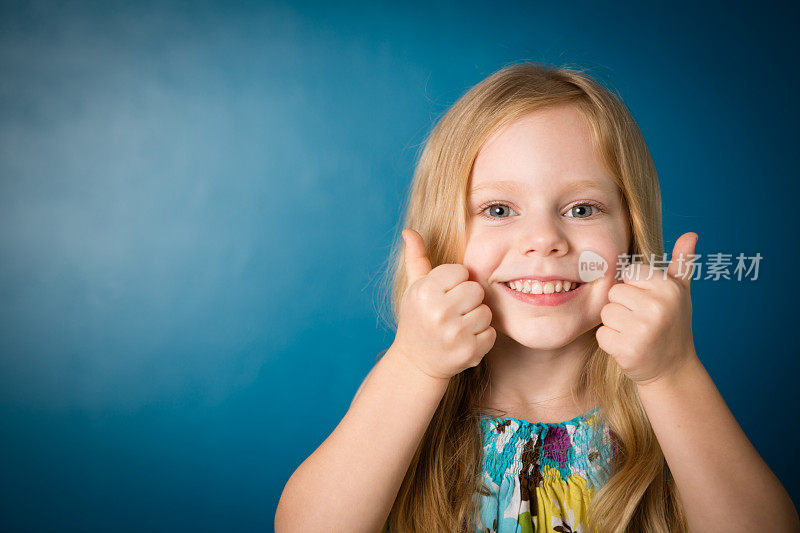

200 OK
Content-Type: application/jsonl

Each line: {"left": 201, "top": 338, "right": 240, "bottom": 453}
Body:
{"left": 667, "top": 232, "right": 699, "bottom": 289}
{"left": 402, "top": 229, "right": 432, "bottom": 285}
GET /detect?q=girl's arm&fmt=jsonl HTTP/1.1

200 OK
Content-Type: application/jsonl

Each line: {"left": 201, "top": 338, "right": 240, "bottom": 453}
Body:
{"left": 277, "top": 229, "right": 495, "bottom": 531}
{"left": 274, "top": 344, "right": 451, "bottom": 533}
{"left": 597, "top": 234, "right": 799, "bottom": 530}
{"left": 636, "top": 352, "right": 800, "bottom": 532}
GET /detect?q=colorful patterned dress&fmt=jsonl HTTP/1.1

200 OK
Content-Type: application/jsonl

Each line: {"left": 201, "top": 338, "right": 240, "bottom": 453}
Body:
{"left": 380, "top": 407, "right": 616, "bottom": 532}
{"left": 473, "top": 406, "right": 616, "bottom": 533}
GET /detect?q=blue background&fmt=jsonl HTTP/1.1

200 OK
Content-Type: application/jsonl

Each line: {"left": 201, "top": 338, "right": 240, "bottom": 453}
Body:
{"left": 1, "top": 1, "right": 798, "bottom": 530}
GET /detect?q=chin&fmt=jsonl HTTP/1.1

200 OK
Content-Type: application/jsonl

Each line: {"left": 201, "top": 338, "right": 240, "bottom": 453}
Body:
{"left": 504, "top": 328, "right": 576, "bottom": 350}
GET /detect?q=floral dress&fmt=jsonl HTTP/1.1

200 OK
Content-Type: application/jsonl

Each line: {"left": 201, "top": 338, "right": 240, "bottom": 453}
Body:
{"left": 380, "top": 407, "right": 616, "bottom": 533}
{"left": 473, "top": 406, "right": 616, "bottom": 533}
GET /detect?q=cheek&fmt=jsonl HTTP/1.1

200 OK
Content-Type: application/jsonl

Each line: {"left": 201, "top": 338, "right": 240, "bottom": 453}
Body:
{"left": 582, "top": 265, "right": 623, "bottom": 320}
{"left": 462, "top": 233, "right": 505, "bottom": 280}
{"left": 575, "top": 233, "right": 627, "bottom": 280}
{"left": 575, "top": 240, "right": 623, "bottom": 307}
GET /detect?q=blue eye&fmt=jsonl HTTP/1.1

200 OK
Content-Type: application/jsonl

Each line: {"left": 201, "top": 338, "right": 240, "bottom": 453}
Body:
{"left": 565, "top": 202, "right": 604, "bottom": 219}
{"left": 476, "top": 201, "right": 606, "bottom": 221}
{"left": 480, "top": 202, "right": 516, "bottom": 219}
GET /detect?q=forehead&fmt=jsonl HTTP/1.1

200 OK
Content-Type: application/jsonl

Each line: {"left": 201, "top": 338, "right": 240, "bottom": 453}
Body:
{"left": 469, "top": 105, "right": 616, "bottom": 194}
{"left": 470, "top": 177, "right": 618, "bottom": 196}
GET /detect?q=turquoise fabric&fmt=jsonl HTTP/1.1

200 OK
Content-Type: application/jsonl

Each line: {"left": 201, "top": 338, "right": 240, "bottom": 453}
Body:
{"left": 472, "top": 407, "right": 615, "bottom": 532}
{"left": 381, "top": 407, "right": 616, "bottom": 533}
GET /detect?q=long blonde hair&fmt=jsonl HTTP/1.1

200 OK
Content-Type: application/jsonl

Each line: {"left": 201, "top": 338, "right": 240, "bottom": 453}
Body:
{"left": 374, "top": 61, "right": 687, "bottom": 532}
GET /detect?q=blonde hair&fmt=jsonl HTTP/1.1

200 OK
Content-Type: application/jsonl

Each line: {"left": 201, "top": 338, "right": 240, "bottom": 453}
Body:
{"left": 374, "top": 61, "right": 687, "bottom": 532}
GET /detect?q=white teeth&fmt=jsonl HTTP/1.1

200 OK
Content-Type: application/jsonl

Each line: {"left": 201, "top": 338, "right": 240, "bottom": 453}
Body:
{"left": 506, "top": 280, "right": 579, "bottom": 294}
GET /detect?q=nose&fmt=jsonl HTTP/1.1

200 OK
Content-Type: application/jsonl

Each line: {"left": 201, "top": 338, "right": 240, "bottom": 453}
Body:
{"left": 518, "top": 212, "right": 569, "bottom": 257}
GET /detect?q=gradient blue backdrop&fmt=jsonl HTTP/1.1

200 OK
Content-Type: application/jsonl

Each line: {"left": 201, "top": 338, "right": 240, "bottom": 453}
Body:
{"left": 1, "top": 1, "right": 798, "bottom": 530}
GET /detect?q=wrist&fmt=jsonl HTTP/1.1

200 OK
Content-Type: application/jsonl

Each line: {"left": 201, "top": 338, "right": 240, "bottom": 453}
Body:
{"left": 384, "top": 344, "right": 452, "bottom": 386}
{"left": 636, "top": 347, "right": 702, "bottom": 392}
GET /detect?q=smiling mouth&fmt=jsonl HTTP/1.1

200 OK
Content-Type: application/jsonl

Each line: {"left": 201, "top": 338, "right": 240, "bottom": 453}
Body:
{"left": 503, "top": 279, "right": 582, "bottom": 294}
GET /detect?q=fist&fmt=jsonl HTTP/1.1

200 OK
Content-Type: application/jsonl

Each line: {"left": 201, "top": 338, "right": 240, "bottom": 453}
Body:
{"left": 392, "top": 229, "right": 497, "bottom": 380}
{"left": 596, "top": 232, "right": 700, "bottom": 386}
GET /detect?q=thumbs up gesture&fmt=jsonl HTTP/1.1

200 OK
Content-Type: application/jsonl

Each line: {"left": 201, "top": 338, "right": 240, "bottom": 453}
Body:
{"left": 391, "top": 229, "right": 497, "bottom": 380}
{"left": 596, "top": 232, "right": 700, "bottom": 387}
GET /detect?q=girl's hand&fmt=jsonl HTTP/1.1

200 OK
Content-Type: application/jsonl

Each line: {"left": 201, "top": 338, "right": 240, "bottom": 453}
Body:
{"left": 391, "top": 229, "right": 497, "bottom": 380}
{"left": 596, "top": 232, "right": 700, "bottom": 387}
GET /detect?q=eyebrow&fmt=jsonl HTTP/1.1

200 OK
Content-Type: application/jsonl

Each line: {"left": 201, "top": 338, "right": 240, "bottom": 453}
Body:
{"left": 470, "top": 178, "right": 615, "bottom": 195}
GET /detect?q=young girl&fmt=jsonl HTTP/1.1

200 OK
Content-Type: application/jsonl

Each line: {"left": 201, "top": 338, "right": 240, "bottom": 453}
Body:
{"left": 275, "top": 62, "right": 799, "bottom": 532}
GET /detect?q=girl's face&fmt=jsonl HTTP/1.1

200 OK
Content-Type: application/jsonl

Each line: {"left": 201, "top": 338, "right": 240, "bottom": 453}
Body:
{"left": 463, "top": 104, "right": 630, "bottom": 350}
